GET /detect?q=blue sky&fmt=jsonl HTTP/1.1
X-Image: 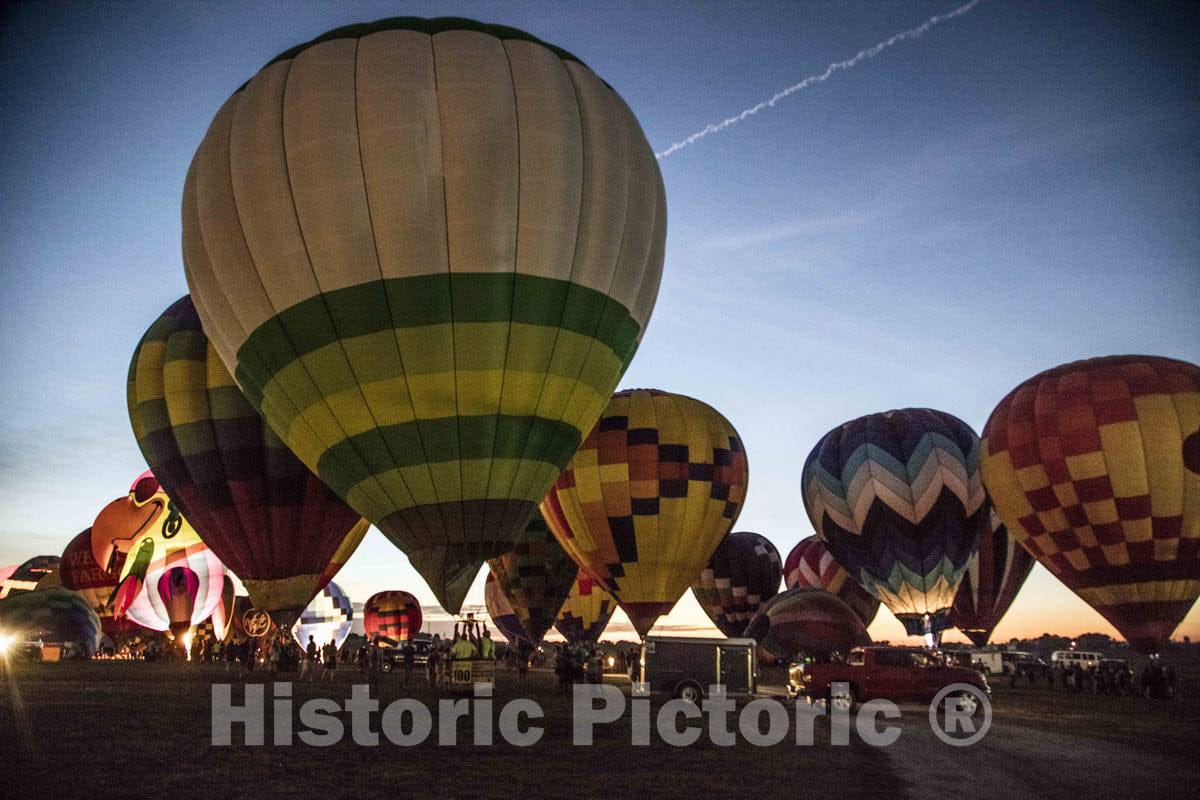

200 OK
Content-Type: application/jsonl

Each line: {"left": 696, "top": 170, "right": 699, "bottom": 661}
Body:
{"left": 1, "top": 1, "right": 1197, "bottom": 642}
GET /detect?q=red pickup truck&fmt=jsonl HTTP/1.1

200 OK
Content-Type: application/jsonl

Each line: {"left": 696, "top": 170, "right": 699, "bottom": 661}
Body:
{"left": 788, "top": 646, "right": 989, "bottom": 714}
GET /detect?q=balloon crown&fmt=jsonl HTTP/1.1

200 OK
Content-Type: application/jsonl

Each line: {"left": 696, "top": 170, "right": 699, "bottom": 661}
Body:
{"left": 241, "top": 17, "right": 590, "bottom": 94}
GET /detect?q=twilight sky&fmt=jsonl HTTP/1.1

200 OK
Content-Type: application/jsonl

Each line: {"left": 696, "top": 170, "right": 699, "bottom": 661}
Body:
{"left": 1, "top": 0, "right": 1197, "bottom": 643}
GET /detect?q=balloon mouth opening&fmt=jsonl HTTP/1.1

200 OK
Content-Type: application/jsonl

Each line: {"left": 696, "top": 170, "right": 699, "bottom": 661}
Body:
{"left": 622, "top": 602, "right": 677, "bottom": 639}
{"left": 898, "top": 612, "right": 951, "bottom": 639}
{"left": 268, "top": 607, "right": 303, "bottom": 632}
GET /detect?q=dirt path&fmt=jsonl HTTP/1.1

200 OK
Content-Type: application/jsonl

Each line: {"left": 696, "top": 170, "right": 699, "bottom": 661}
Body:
{"left": 879, "top": 711, "right": 1199, "bottom": 799}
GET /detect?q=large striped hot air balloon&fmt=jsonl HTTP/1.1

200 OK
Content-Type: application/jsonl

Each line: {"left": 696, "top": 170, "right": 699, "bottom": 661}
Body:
{"left": 181, "top": 18, "right": 667, "bottom": 614}
{"left": 487, "top": 510, "right": 577, "bottom": 646}
{"left": 128, "top": 296, "right": 369, "bottom": 629}
{"left": 950, "top": 506, "right": 1034, "bottom": 647}
{"left": 784, "top": 536, "right": 880, "bottom": 627}
{"left": 980, "top": 355, "right": 1200, "bottom": 654}
{"left": 691, "top": 531, "right": 782, "bottom": 638}
{"left": 485, "top": 572, "right": 531, "bottom": 651}
{"left": 542, "top": 389, "right": 749, "bottom": 637}
{"left": 111, "top": 511, "right": 226, "bottom": 640}
{"left": 802, "top": 409, "right": 986, "bottom": 644}
{"left": 293, "top": 582, "right": 354, "bottom": 649}
{"left": 363, "top": 591, "right": 423, "bottom": 642}
{"left": 744, "top": 589, "right": 871, "bottom": 660}
{"left": 554, "top": 571, "right": 616, "bottom": 644}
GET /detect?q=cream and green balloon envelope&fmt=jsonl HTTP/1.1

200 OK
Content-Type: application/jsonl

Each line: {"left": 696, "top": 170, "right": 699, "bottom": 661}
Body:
{"left": 181, "top": 18, "right": 666, "bottom": 613}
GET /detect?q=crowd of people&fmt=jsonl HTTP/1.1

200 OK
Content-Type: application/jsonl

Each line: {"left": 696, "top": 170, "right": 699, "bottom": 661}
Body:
{"left": 1003, "top": 658, "right": 1180, "bottom": 700}
{"left": 552, "top": 643, "right": 613, "bottom": 692}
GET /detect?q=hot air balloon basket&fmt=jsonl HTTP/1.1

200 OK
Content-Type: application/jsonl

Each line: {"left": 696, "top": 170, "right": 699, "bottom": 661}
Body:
{"left": 447, "top": 659, "right": 496, "bottom": 694}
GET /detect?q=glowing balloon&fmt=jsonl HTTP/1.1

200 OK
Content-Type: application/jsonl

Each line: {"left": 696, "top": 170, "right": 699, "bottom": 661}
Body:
{"left": 487, "top": 510, "right": 577, "bottom": 646}
{"left": 90, "top": 471, "right": 166, "bottom": 577}
{"left": 802, "top": 408, "right": 985, "bottom": 643}
{"left": 554, "top": 571, "right": 616, "bottom": 645}
{"left": 950, "top": 505, "right": 1034, "bottom": 647}
{"left": 181, "top": 18, "right": 667, "bottom": 614}
{"left": 363, "top": 591, "right": 422, "bottom": 642}
{"left": 691, "top": 531, "right": 781, "bottom": 637}
{"left": 744, "top": 588, "right": 872, "bottom": 660}
{"left": 292, "top": 582, "right": 353, "bottom": 649}
{"left": 980, "top": 355, "right": 1200, "bottom": 654}
{"left": 112, "top": 513, "right": 226, "bottom": 639}
{"left": 783, "top": 535, "right": 880, "bottom": 627}
{"left": 542, "top": 389, "right": 749, "bottom": 637}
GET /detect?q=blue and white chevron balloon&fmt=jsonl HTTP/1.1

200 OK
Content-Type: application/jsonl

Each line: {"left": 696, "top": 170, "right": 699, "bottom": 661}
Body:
{"left": 802, "top": 408, "right": 985, "bottom": 641}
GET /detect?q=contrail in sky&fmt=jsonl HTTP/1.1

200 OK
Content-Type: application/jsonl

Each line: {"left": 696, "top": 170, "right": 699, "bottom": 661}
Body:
{"left": 655, "top": 0, "right": 984, "bottom": 159}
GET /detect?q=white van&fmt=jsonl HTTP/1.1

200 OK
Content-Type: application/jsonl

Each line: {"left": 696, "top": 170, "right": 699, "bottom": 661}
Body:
{"left": 1050, "top": 650, "right": 1103, "bottom": 670}
{"left": 969, "top": 650, "right": 1003, "bottom": 675}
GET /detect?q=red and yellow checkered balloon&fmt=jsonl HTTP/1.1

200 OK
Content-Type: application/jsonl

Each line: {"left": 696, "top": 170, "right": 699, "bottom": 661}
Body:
{"left": 981, "top": 355, "right": 1200, "bottom": 653}
{"left": 541, "top": 389, "right": 749, "bottom": 638}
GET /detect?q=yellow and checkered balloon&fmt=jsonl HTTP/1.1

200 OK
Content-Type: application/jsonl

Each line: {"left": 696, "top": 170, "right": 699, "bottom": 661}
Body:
{"left": 541, "top": 389, "right": 749, "bottom": 638}
{"left": 981, "top": 355, "right": 1200, "bottom": 654}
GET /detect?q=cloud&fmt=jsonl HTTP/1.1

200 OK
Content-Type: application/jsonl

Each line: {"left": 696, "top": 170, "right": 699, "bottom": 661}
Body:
{"left": 656, "top": 0, "right": 986, "bottom": 158}
{"left": 692, "top": 212, "right": 870, "bottom": 252}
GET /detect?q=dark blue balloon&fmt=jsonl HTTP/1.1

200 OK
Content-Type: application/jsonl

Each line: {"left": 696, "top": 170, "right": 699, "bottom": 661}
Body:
{"left": 801, "top": 408, "right": 986, "bottom": 640}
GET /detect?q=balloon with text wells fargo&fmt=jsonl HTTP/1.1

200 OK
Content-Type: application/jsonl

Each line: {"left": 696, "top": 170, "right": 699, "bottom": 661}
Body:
{"left": 980, "top": 355, "right": 1200, "bottom": 654}
{"left": 180, "top": 18, "right": 667, "bottom": 614}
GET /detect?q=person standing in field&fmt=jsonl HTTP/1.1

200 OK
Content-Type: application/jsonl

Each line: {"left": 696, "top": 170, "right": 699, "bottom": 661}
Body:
{"left": 480, "top": 630, "right": 495, "bottom": 660}
{"left": 401, "top": 641, "right": 414, "bottom": 686}
{"left": 367, "top": 636, "right": 383, "bottom": 692}
{"left": 321, "top": 641, "right": 337, "bottom": 683}
{"left": 302, "top": 636, "right": 318, "bottom": 681}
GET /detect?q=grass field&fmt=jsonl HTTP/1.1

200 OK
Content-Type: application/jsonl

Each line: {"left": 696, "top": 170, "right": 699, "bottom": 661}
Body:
{"left": 1, "top": 660, "right": 897, "bottom": 799}
{"left": 2, "top": 660, "right": 1196, "bottom": 799}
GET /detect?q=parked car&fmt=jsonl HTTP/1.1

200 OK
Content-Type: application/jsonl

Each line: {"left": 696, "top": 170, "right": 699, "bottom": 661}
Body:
{"left": 1004, "top": 652, "right": 1049, "bottom": 679}
{"left": 379, "top": 637, "right": 433, "bottom": 672}
{"left": 1050, "top": 650, "right": 1103, "bottom": 671}
{"left": 788, "top": 646, "right": 989, "bottom": 715}
{"left": 640, "top": 636, "right": 758, "bottom": 703}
